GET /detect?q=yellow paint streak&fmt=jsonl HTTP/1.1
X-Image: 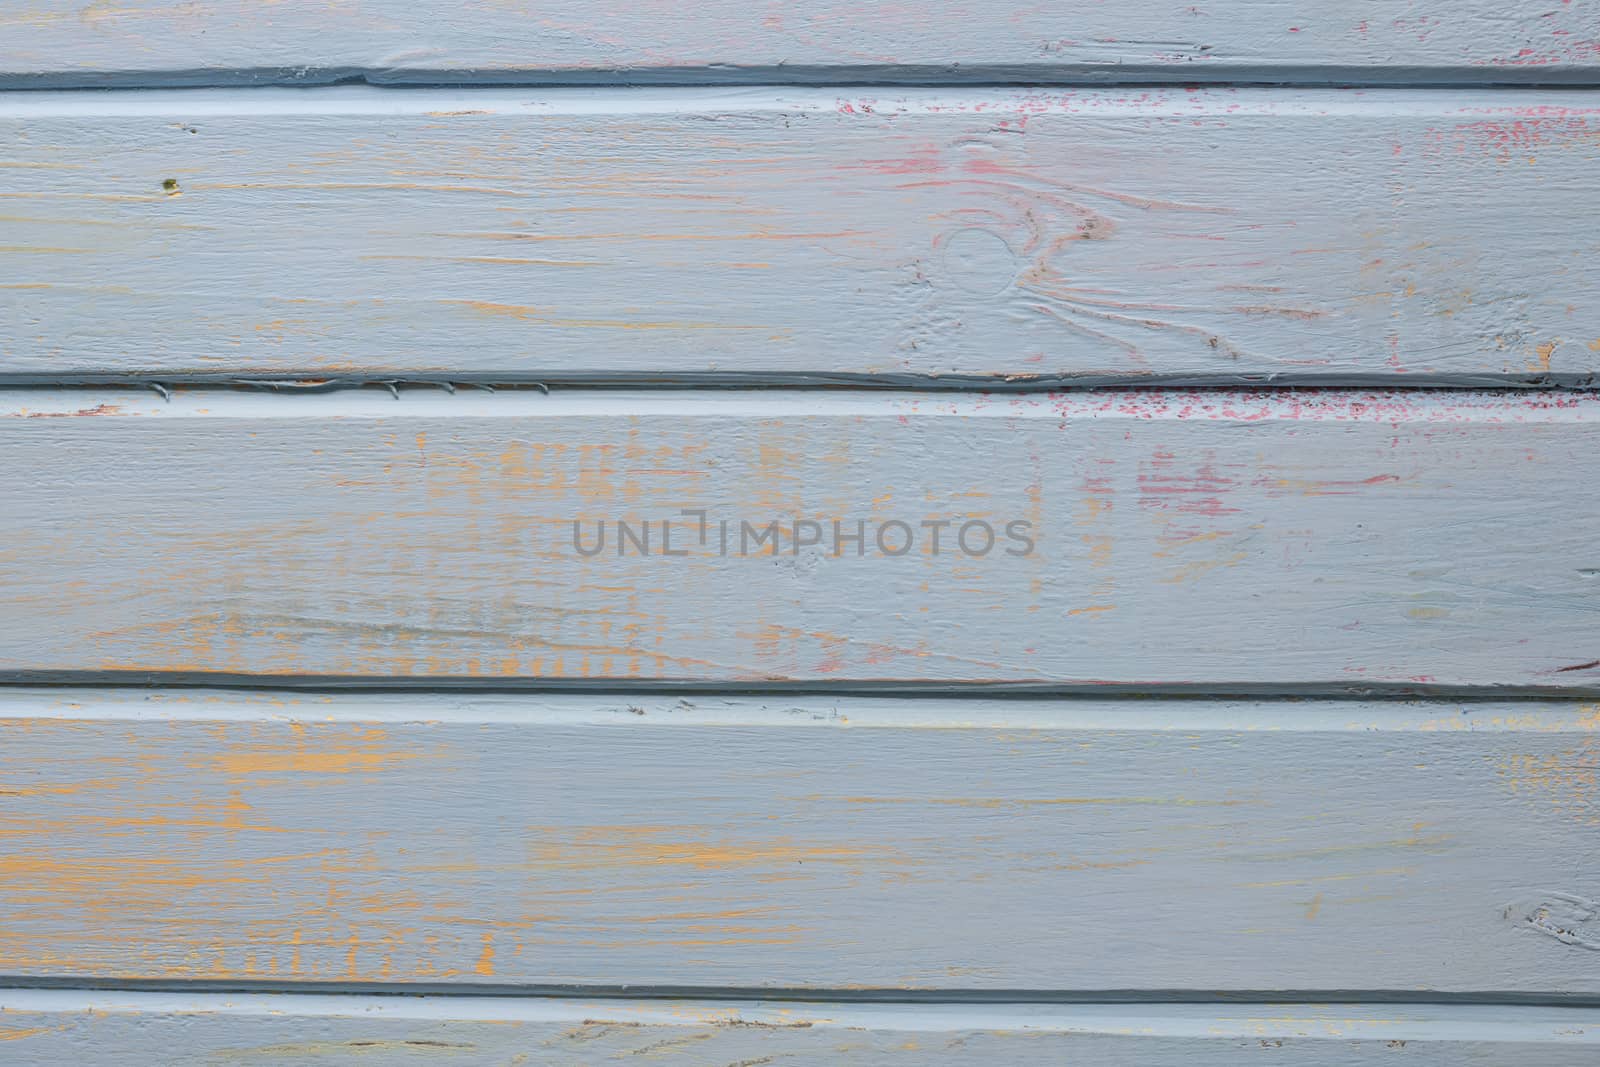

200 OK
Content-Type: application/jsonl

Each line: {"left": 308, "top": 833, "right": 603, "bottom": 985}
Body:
{"left": 0, "top": 776, "right": 131, "bottom": 798}
{"left": 0, "top": 1027, "right": 53, "bottom": 1041}
{"left": 838, "top": 795, "right": 1247, "bottom": 808}
{"left": 209, "top": 1038, "right": 481, "bottom": 1056}
{"left": 1242, "top": 867, "right": 1416, "bottom": 889}
{"left": 1152, "top": 529, "right": 1232, "bottom": 551}
{"left": 1496, "top": 747, "right": 1597, "bottom": 811}
{"left": 203, "top": 728, "right": 427, "bottom": 779}
{"left": 1233, "top": 834, "right": 1452, "bottom": 862}
{"left": 528, "top": 826, "right": 896, "bottom": 872}
{"left": 0, "top": 192, "right": 160, "bottom": 203}
{"left": 1415, "top": 707, "right": 1600, "bottom": 732}
{"left": 0, "top": 852, "right": 261, "bottom": 904}
{"left": 443, "top": 299, "right": 763, "bottom": 332}
{"left": 1161, "top": 552, "right": 1249, "bottom": 585}
{"left": 441, "top": 229, "right": 865, "bottom": 243}
{"left": 475, "top": 932, "right": 496, "bottom": 977}
{"left": 214, "top": 749, "right": 421, "bottom": 776}
{"left": 360, "top": 254, "right": 604, "bottom": 267}
{"left": 192, "top": 181, "right": 526, "bottom": 197}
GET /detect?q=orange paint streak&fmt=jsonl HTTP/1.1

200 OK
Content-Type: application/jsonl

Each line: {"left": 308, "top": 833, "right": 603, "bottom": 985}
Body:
{"left": 17, "top": 404, "right": 121, "bottom": 419}
{"left": 140, "top": 723, "right": 435, "bottom": 787}
{"left": 527, "top": 826, "right": 897, "bottom": 872}
{"left": 444, "top": 299, "right": 763, "bottom": 332}
{"left": 0, "top": 1027, "right": 54, "bottom": 1041}
{"left": 226, "top": 748, "right": 418, "bottom": 776}
{"left": 475, "top": 932, "right": 496, "bottom": 977}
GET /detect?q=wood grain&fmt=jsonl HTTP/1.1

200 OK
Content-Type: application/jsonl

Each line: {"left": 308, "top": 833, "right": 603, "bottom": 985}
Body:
{"left": 3, "top": 388, "right": 1599, "bottom": 688}
{"left": 0, "top": 991, "right": 1596, "bottom": 1065}
{"left": 3, "top": 2, "right": 1599, "bottom": 87}
{"left": 4, "top": 88, "right": 1600, "bottom": 384}
{"left": 0, "top": 690, "right": 1598, "bottom": 991}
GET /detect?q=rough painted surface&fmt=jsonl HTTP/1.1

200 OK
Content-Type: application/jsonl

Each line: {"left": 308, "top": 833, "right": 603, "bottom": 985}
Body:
{"left": 0, "top": 992, "right": 1597, "bottom": 1065}
{"left": 3, "top": 389, "right": 1599, "bottom": 687}
{"left": 2, "top": 2, "right": 1599, "bottom": 86}
{"left": 4, "top": 88, "right": 1600, "bottom": 384}
{"left": 0, "top": 689, "right": 1598, "bottom": 990}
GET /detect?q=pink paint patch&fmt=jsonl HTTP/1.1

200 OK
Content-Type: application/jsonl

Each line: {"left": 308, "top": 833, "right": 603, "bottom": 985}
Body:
{"left": 1005, "top": 389, "right": 1600, "bottom": 425}
{"left": 1137, "top": 449, "right": 1243, "bottom": 517}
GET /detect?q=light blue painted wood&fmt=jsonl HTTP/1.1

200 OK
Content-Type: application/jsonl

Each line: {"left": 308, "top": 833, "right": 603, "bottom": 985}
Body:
{"left": 4, "top": 9, "right": 1596, "bottom": 1038}
{"left": 1, "top": 388, "right": 1596, "bottom": 687}
{"left": 0, "top": 689, "right": 1597, "bottom": 992}
{"left": 2, "top": 88, "right": 1598, "bottom": 384}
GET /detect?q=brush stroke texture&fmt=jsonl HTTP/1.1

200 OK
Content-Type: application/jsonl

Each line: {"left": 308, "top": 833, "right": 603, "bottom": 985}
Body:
{"left": 0, "top": 689, "right": 1596, "bottom": 991}
{"left": 3, "top": 88, "right": 1600, "bottom": 383}
{"left": 1, "top": 388, "right": 1598, "bottom": 687}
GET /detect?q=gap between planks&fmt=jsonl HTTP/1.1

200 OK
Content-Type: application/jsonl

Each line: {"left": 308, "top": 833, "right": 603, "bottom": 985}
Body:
{"left": 26, "top": 83, "right": 1591, "bottom": 117}
{"left": 6, "top": 673, "right": 1600, "bottom": 700}
{"left": 1, "top": 372, "right": 1598, "bottom": 392}
{"left": 12, "top": 66, "right": 1600, "bottom": 91}
{"left": 7, "top": 385, "right": 1600, "bottom": 419}
{"left": 5, "top": 979, "right": 1600, "bottom": 1009}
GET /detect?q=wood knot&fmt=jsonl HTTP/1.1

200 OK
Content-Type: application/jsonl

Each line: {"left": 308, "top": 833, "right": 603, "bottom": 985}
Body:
{"left": 1504, "top": 892, "right": 1600, "bottom": 949}
{"left": 940, "top": 228, "right": 1020, "bottom": 297}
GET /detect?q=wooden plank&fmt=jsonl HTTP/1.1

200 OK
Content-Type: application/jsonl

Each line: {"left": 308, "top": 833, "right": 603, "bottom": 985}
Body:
{"left": 0, "top": 992, "right": 1597, "bottom": 1066}
{"left": 3, "top": 87, "right": 1600, "bottom": 385}
{"left": 0, "top": 689, "right": 1599, "bottom": 991}
{"left": 3, "top": 388, "right": 1599, "bottom": 688}
{"left": 3, "top": 2, "right": 1600, "bottom": 87}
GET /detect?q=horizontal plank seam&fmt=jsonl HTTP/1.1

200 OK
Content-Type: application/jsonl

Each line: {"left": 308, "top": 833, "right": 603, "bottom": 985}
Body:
{"left": 9, "top": 83, "right": 1600, "bottom": 115}
{"left": 2, "top": 977, "right": 1599, "bottom": 1007}
{"left": 10, "top": 69, "right": 1600, "bottom": 92}
{"left": 7, "top": 384, "right": 1600, "bottom": 416}
{"left": 1, "top": 373, "right": 1598, "bottom": 393}
{"left": 1, "top": 672, "right": 1598, "bottom": 700}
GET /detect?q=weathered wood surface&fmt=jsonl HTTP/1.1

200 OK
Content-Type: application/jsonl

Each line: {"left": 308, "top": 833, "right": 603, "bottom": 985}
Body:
{"left": 4, "top": 88, "right": 1600, "bottom": 385}
{"left": 3, "top": 2, "right": 1599, "bottom": 87}
{"left": 0, "top": 992, "right": 1597, "bottom": 1066}
{"left": 3, "top": 389, "right": 1599, "bottom": 688}
{"left": 1, "top": 689, "right": 1599, "bottom": 991}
